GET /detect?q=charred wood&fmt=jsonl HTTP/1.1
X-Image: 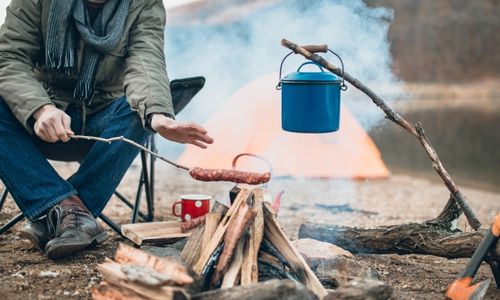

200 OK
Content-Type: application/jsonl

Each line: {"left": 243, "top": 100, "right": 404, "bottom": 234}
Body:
{"left": 299, "top": 222, "right": 500, "bottom": 259}
{"left": 191, "top": 279, "right": 318, "bottom": 300}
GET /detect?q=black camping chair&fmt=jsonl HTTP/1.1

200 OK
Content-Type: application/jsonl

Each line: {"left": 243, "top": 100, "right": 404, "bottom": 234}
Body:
{"left": 0, "top": 76, "right": 205, "bottom": 236}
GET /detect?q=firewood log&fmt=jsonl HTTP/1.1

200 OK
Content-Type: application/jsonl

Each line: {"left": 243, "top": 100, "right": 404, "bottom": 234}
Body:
{"left": 96, "top": 259, "right": 189, "bottom": 300}
{"left": 193, "top": 188, "right": 253, "bottom": 275}
{"left": 241, "top": 188, "right": 265, "bottom": 284}
{"left": 263, "top": 202, "right": 327, "bottom": 298}
{"left": 191, "top": 279, "right": 318, "bottom": 300}
{"left": 114, "top": 244, "right": 193, "bottom": 286}
{"left": 298, "top": 222, "right": 500, "bottom": 259}
{"left": 211, "top": 195, "right": 257, "bottom": 287}
{"left": 181, "top": 202, "right": 228, "bottom": 266}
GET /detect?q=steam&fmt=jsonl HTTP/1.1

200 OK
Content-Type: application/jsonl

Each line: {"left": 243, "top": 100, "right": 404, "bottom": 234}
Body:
{"left": 163, "top": 0, "right": 403, "bottom": 143}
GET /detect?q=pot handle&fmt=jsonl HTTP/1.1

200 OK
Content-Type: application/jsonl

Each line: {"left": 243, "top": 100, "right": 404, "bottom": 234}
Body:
{"left": 297, "top": 62, "right": 325, "bottom": 73}
{"left": 277, "top": 48, "right": 348, "bottom": 91}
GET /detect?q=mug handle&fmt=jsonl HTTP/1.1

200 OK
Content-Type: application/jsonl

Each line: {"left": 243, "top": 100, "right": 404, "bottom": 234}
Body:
{"left": 171, "top": 200, "right": 182, "bottom": 217}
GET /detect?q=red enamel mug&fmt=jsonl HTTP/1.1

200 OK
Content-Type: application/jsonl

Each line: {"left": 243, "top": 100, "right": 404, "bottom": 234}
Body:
{"left": 171, "top": 194, "right": 211, "bottom": 222}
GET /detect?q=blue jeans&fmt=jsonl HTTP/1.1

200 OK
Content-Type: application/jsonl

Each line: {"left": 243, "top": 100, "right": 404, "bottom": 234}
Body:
{"left": 0, "top": 96, "right": 150, "bottom": 220}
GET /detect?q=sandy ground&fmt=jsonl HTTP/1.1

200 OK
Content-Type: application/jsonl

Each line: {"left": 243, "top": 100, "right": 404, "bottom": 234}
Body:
{"left": 1, "top": 160, "right": 500, "bottom": 299}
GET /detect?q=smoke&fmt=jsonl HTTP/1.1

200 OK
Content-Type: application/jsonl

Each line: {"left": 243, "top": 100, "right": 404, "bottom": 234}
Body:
{"left": 163, "top": 0, "right": 403, "bottom": 144}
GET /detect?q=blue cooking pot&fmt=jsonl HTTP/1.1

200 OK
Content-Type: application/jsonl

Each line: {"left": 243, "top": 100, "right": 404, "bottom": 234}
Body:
{"left": 277, "top": 50, "right": 347, "bottom": 133}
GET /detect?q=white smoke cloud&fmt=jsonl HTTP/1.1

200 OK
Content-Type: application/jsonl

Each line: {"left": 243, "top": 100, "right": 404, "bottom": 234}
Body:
{"left": 162, "top": 0, "right": 403, "bottom": 154}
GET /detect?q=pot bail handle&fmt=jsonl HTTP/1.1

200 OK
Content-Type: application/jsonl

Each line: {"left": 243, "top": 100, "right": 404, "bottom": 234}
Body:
{"left": 276, "top": 47, "right": 348, "bottom": 91}
{"left": 327, "top": 49, "right": 348, "bottom": 91}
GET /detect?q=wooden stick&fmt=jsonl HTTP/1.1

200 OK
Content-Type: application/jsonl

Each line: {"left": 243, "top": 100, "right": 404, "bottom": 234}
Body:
{"left": 280, "top": 38, "right": 481, "bottom": 230}
{"left": 241, "top": 188, "right": 265, "bottom": 285}
{"left": 181, "top": 202, "right": 228, "bottom": 267}
{"left": 71, "top": 135, "right": 190, "bottom": 171}
{"left": 211, "top": 195, "right": 257, "bottom": 286}
{"left": 263, "top": 202, "right": 327, "bottom": 298}
{"left": 96, "top": 259, "right": 189, "bottom": 300}
{"left": 193, "top": 189, "right": 253, "bottom": 275}
{"left": 220, "top": 238, "right": 246, "bottom": 288}
{"left": 202, "top": 213, "right": 223, "bottom": 250}
{"left": 114, "top": 244, "right": 193, "bottom": 286}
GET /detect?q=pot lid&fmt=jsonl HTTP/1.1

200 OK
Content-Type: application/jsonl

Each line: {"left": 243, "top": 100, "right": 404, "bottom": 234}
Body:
{"left": 282, "top": 70, "right": 341, "bottom": 83}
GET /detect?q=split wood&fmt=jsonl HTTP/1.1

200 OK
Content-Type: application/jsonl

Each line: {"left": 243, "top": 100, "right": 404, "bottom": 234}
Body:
{"left": 280, "top": 38, "right": 480, "bottom": 230}
{"left": 93, "top": 244, "right": 192, "bottom": 300}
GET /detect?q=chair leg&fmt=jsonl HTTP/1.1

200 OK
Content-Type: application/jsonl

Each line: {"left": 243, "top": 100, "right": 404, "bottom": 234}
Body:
{"left": 99, "top": 214, "right": 122, "bottom": 236}
{"left": 131, "top": 164, "right": 145, "bottom": 224}
{"left": 148, "top": 136, "right": 156, "bottom": 221}
{"left": 0, "top": 189, "right": 9, "bottom": 211}
{"left": 0, "top": 213, "right": 25, "bottom": 235}
{"left": 113, "top": 191, "right": 147, "bottom": 221}
{"left": 141, "top": 150, "right": 153, "bottom": 222}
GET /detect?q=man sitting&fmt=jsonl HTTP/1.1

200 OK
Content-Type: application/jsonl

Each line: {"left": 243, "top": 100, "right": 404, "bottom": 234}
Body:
{"left": 0, "top": 0, "right": 213, "bottom": 259}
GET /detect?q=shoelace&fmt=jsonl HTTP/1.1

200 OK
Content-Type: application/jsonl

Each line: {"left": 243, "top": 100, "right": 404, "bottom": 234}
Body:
{"left": 46, "top": 205, "right": 80, "bottom": 238}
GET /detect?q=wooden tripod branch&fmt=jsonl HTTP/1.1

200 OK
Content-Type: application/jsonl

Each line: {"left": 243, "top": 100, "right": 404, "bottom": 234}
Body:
{"left": 281, "top": 38, "right": 481, "bottom": 230}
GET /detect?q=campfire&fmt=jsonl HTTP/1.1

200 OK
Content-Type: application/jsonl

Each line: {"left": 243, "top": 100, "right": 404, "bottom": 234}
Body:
{"left": 91, "top": 187, "right": 327, "bottom": 299}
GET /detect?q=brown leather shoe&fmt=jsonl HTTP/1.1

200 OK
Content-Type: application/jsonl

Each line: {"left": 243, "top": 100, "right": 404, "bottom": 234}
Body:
{"left": 19, "top": 216, "right": 50, "bottom": 251}
{"left": 45, "top": 197, "right": 108, "bottom": 260}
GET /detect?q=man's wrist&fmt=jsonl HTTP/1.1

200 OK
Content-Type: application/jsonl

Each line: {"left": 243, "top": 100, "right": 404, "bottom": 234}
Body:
{"left": 33, "top": 104, "right": 56, "bottom": 120}
{"left": 147, "top": 113, "right": 175, "bottom": 132}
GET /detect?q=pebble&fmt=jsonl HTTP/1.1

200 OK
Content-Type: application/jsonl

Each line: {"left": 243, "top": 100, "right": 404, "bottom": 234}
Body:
{"left": 11, "top": 271, "right": 25, "bottom": 279}
{"left": 38, "top": 270, "right": 59, "bottom": 278}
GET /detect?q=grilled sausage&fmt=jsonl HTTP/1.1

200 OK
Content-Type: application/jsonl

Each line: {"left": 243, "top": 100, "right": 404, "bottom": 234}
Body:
{"left": 189, "top": 167, "right": 271, "bottom": 185}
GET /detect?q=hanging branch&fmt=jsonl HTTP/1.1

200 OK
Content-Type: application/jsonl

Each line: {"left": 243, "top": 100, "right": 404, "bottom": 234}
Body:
{"left": 280, "top": 38, "right": 481, "bottom": 230}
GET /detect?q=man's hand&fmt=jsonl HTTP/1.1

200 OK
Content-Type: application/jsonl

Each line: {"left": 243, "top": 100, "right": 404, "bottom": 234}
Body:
{"left": 151, "top": 114, "right": 214, "bottom": 149}
{"left": 33, "top": 105, "right": 74, "bottom": 143}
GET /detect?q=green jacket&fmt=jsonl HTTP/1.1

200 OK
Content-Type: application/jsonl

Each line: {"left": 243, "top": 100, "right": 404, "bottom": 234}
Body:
{"left": 0, "top": 0, "right": 174, "bottom": 132}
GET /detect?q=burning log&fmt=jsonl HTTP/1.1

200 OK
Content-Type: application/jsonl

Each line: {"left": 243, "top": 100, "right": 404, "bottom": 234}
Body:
{"left": 241, "top": 188, "right": 265, "bottom": 284}
{"left": 202, "top": 212, "right": 223, "bottom": 249}
{"left": 193, "top": 188, "right": 254, "bottom": 275}
{"left": 280, "top": 39, "right": 480, "bottom": 230}
{"left": 191, "top": 279, "right": 318, "bottom": 300}
{"left": 181, "top": 202, "right": 228, "bottom": 266}
{"left": 220, "top": 238, "right": 246, "bottom": 288}
{"left": 178, "top": 187, "right": 328, "bottom": 298}
{"left": 211, "top": 193, "right": 257, "bottom": 287}
{"left": 299, "top": 222, "right": 500, "bottom": 259}
{"left": 263, "top": 202, "right": 328, "bottom": 298}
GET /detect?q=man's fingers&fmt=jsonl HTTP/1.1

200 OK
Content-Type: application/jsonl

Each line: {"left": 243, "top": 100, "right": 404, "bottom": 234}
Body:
{"left": 62, "top": 115, "right": 74, "bottom": 136}
{"left": 53, "top": 119, "right": 69, "bottom": 142}
{"left": 191, "top": 140, "right": 208, "bottom": 149}
{"left": 196, "top": 132, "right": 214, "bottom": 144}
{"left": 45, "top": 125, "right": 59, "bottom": 143}
{"left": 187, "top": 123, "right": 208, "bottom": 134}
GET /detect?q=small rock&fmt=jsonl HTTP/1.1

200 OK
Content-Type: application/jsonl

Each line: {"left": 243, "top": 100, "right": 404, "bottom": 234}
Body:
{"left": 72, "top": 291, "right": 80, "bottom": 296}
{"left": 314, "top": 256, "right": 380, "bottom": 289}
{"left": 141, "top": 245, "right": 181, "bottom": 258}
{"left": 11, "top": 271, "right": 25, "bottom": 279}
{"left": 292, "top": 238, "right": 354, "bottom": 264}
{"left": 38, "top": 270, "right": 60, "bottom": 278}
{"left": 324, "top": 278, "right": 392, "bottom": 300}
{"left": 63, "top": 291, "right": 70, "bottom": 296}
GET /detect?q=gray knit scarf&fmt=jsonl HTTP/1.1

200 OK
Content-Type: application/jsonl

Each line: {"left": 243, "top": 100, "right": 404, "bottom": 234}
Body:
{"left": 45, "top": 0, "right": 131, "bottom": 105}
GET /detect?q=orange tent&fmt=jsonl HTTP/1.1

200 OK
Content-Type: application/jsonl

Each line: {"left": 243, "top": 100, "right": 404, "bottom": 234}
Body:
{"left": 178, "top": 74, "right": 389, "bottom": 179}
